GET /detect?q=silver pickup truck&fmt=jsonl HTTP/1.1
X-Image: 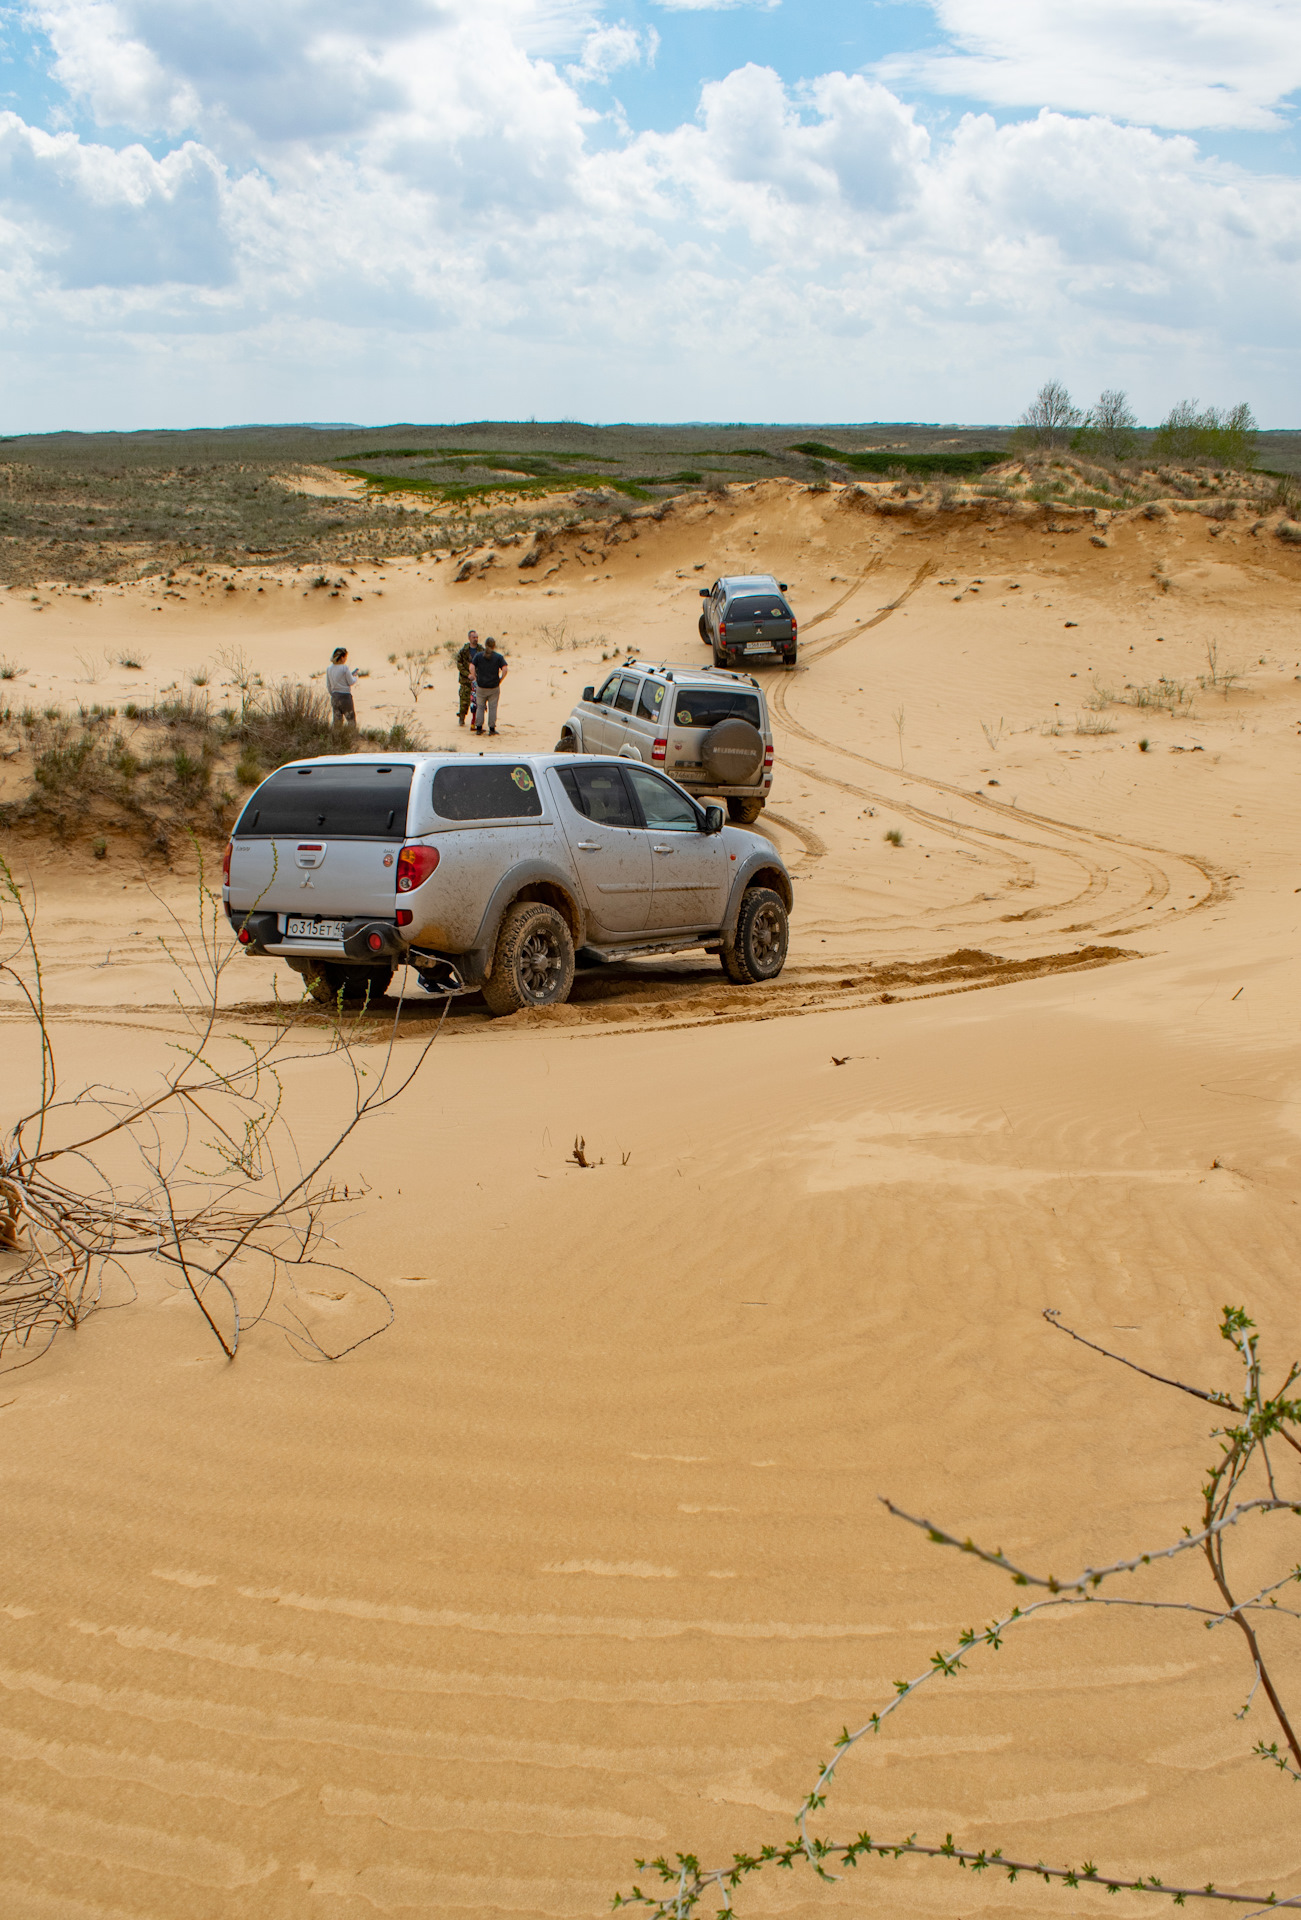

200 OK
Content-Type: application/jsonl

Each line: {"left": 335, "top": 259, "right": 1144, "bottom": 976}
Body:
{"left": 223, "top": 752, "right": 793, "bottom": 1014}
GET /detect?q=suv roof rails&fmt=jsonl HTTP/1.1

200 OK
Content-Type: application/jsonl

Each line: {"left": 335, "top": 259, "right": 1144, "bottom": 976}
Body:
{"left": 619, "top": 658, "right": 759, "bottom": 688}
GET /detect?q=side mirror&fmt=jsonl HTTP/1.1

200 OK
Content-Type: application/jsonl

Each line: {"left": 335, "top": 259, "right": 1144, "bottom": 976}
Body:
{"left": 778, "top": 582, "right": 788, "bottom": 591}
{"left": 699, "top": 588, "right": 708, "bottom": 597}
{"left": 582, "top": 685, "right": 595, "bottom": 701}
{"left": 702, "top": 804, "right": 724, "bottom": 835}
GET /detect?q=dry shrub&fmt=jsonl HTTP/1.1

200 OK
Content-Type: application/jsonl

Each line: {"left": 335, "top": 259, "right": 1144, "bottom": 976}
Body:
{"left": 0, "top": 681, "right": 426, "bottom": 855}
{"left": 0, "top": 855, "right": 442, "bottom": 1368}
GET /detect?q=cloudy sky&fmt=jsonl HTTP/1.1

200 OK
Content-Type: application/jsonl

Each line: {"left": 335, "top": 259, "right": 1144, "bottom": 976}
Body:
{"left": 0, "top": 0, "right": 1298, "bottom": 430}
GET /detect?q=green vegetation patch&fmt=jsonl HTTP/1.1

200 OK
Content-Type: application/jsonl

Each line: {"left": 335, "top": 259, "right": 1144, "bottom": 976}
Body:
{"left": 336, "top": 465, "right": 653, "bottom": 503}
{"left": 789, "top": 442, "right": 1007, "bottom": 477}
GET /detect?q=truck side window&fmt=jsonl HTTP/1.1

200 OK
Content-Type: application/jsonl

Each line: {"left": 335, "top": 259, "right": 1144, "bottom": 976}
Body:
{"left": 637, "top": 680, "right": 665, "bottom": 721}
{"left": 614, "top": 676, "right": 638, "bottom": 714}
{"left": 625, "top": 766, "right": 700, "bottom": 832}
{"left": 597, "top": 675, "right": 621, "bottom": 707}
{"left": 556, "top": 764, "right": 637, "bottom": 829}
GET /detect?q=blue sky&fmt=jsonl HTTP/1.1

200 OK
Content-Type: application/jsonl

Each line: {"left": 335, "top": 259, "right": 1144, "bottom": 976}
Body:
{"left": 0, "top": 0, "right": 1298, "bottom": 430}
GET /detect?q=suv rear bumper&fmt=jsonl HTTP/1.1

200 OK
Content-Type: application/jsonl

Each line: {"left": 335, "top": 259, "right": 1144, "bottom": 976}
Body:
{"left": 225, "top": 906, "right": 407, "bottom": 962}
{"left": 669, "top": 781, "right": 772, "bottom": 798}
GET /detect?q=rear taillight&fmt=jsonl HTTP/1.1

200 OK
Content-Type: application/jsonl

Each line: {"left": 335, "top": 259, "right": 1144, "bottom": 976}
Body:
{"left": 396, "top": 908, "right": 414, "bottom": 927}
{"left": 719, "top": 622, "right": 727, "bottom": 638}
{"left": 652, "top": 738, "right": 667, "bottom": 763}
{"left": 396, "top": 844, "right": 440, "bottom": 893}
{"left": 222, "top": 841, "right": 232, "bottom": 886}
{"left": 238, "top": 925, "right": 250, "bottom": 944}
{"left": 790, "top": 616, "right": 797, "bottom": 637}
{"left": 763, "top": 746, "right": 774, "bottom": 767}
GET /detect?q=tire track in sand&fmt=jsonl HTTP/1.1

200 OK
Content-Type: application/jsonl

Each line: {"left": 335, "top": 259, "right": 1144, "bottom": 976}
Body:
{"left": 769, "top": 562, "right": 1219, "bottom": 943}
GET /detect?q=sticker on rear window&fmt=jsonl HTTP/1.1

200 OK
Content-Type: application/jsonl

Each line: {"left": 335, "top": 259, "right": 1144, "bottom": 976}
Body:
{"left": 511, "top": 767, "right": 534, "bottom": 791}
{"left": 676, "top": 708, "right": 691, "bottom": 724}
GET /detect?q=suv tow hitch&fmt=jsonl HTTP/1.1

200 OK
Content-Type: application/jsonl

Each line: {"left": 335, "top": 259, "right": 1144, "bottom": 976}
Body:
{"left": 410, "top": 954, "right": 466, "bottom": 996}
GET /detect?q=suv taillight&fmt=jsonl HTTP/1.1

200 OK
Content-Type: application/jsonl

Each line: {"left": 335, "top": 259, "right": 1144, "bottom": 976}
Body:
{"left": 719, "top": 621, "right": 727, "bottom": 637}
{"left": 763, "top": 746, "right": 774, "bottom": 767}
{"left": 652, "top": 738, "right": 667, "bottom": 763}
{"left": 790, "top": 615, "right": 797, "bottom": 637}
{"left": 396, "top": 844, "right": 440, "bottom": 892}
{"left": 222, "top": 841, "right": 232, "bottom": 886}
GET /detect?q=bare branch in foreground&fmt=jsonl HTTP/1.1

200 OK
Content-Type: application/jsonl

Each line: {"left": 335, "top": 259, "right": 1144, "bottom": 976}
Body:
{"left": 614, "top": 1307, "right": 1301, "bottom": 1917}
{"left": 0, "top": 848, "right": 442, "bottom": 1367}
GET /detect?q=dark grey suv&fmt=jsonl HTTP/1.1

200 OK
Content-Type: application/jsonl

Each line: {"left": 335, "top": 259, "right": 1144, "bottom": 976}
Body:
{"left": 698, "top": 574, "right": 797, "bottom": 668}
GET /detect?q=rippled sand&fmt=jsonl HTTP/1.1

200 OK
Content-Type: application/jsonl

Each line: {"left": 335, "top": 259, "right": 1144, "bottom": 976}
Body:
{"left": 2, "top": 481, "right": 1299, "bottom": 1918}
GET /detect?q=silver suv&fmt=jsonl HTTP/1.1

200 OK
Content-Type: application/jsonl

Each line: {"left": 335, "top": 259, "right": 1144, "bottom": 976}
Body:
{"left": 224, "top": 752, "right": 793, "bottom": 1014}
{"left": 555, "top": 662, "right": 772, "bottom": 825}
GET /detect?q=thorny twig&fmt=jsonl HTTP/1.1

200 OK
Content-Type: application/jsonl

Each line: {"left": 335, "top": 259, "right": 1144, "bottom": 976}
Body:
{"left": 615, "top": 1307, "right": 1301, "bottom": 1917}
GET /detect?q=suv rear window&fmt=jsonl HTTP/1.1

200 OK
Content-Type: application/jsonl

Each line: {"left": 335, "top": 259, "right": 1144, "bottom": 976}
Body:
{"left": 726, "top": 597, "right": 790, "bottom": 622}
{"left": 431, "top": 764, "right": 543, "bottom": 820}
{"left": 672, "top": 690, "right": 762, "bottom": 729}
{"left": 236, "top": 763, "right": 412, "bottom": 838}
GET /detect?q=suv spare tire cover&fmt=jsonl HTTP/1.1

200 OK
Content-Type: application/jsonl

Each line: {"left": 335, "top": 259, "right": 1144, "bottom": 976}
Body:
{"left": 700, "top": 716, "right": 763, "bottom": 784}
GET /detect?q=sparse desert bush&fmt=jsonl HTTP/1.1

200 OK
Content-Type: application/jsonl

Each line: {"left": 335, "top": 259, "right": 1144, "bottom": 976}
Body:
{"left": 1125, "top": 677, "right": 1192, "bottom": 713}
{"left": 0, "top": 679, "right": 426, "bottom": 855}
{"left": 398, "top": 648, "right": 436, "bottom": 701}
{"left": 0, "top": 657, "right": 24, "bottom": 680}
{"left": 884, "top": 828, "right": 903, "bottom": 846}
{"left": 1276, "top": 521, "right": 1301, "bottom": 544}
{"left": 1198, "top": 640, "right": 1244, "bottom": 696}
{"left": 1075, "top": 714, "right": 1115, "bottom": 735}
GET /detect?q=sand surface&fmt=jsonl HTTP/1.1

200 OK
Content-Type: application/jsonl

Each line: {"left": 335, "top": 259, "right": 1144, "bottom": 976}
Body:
{"left": 2, "top": 483, "right": 1300, "bottom": 1918}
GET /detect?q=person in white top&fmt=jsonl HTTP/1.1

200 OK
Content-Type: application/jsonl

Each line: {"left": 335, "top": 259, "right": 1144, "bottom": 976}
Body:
{"left": 327, "top": 647, "right": 359, "bottom": 729}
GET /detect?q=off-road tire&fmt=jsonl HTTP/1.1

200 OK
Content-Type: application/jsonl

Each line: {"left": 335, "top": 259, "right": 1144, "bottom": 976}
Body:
{"left": 299, "top": 962, "right": 393, "bottom": 1006}
{"left": 720, "top": 887, "right": 788, "bottom": 985}
{"left": 482, "top": 901, "right": 575, "bottom": 1015}
{"left": 727, "top": 796, "right": 766, "bottom": 824}
{"left": 553, "top": 729, "right": 578, "bottom": 753}
{"left": 698, "top": 614, "right": 710, "bottom": 643}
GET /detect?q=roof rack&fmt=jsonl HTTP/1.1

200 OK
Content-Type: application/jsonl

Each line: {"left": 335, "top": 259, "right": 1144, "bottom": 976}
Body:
{"left": 619, "top": 658, "right": 760, "bottom": 688}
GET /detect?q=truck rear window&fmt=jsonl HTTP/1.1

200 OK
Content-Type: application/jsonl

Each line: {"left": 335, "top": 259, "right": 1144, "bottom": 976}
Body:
{"left": 236, "top": 763, "right": 412, "bottom": 838}
{"left": 672, "top": 691, "right": 762, "bottom": 729}
{"left": 727, "top": 597, "right": 790, "bottom": 622}
{"left": 431, "top": 763, "right": 543, "bottom": 820}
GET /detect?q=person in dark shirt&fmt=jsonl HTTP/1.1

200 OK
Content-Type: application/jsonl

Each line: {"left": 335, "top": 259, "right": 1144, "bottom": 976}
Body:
{"left": 470, "top": 637, "right": 507, "bottom": 735}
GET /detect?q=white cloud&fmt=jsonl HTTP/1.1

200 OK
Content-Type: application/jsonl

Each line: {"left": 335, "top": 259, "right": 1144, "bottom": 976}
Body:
{"left": 880, "top": 0, "right": 1301, "bottom": 131}
{"left": 0, "top": 1, "right": 1298, "bottom": 425}
{"left": 653, "top": 0, "right": 777, "bottom": 11}
{"left": 567, "top": 23, "right": 658, "bottom": 84}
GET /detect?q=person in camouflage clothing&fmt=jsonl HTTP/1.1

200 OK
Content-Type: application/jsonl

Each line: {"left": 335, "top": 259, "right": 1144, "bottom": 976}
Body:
{"left": 456, "top": 629, "right": 478, "bottom": 726}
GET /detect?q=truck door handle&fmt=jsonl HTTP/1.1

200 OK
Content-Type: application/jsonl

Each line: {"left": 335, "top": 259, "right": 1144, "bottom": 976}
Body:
{"left": 652, "top": 844, "right": 674, "bottom": 854}
{"left": 576, "top": 841, "right": 601, "bottom": 850}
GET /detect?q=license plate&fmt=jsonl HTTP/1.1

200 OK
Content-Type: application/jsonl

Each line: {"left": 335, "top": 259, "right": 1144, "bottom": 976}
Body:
{"left": 287, "top": 918, "right": 344, "bottom": 940}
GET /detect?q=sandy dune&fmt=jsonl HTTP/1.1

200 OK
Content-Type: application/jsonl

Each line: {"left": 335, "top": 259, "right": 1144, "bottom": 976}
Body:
{"left": 2, "top": 481, "right": 1300, "bottom": 1919}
